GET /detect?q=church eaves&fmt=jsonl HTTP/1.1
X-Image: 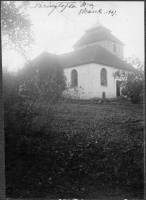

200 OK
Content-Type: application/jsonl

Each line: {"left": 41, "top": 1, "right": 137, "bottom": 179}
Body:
{"left": 58, "top": 44, "right": 134, "bottom": 71}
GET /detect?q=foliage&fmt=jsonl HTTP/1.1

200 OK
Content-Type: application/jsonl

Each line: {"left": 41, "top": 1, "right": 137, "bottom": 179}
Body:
{"left": 1, "top": 1, "right": 34, "bottom": 58}
{"left": 114, "top": 56, "right": 144, "bottom": 103}
{"left": 63, "top": 86, "right": 84, "bottom": 100}
{"left": 4, "top": 56, "right": 67, "bottom": 197}
{"left": 4, "top": 54, "right": 66, "bottom": 133}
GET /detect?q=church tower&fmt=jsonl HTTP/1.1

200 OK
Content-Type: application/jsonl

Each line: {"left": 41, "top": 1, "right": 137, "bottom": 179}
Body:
{"left": 73, "top": 19, "right": 124, "bottom": 60}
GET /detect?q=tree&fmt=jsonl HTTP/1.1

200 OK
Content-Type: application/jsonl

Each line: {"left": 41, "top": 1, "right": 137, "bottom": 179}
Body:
{"left": 4, "top": 53, "right": 66, "bottom": 134}
{"left": 4, "top": 54, "right": 67, "bottom": 197}
{"left": 114, "top": 55, "right": 144, "bottom": 103}
{"left": 1, "top": 1, "right": 34, "bottom": 58}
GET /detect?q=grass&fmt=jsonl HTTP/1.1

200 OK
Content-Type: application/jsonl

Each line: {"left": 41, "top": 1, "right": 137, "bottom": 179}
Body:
{"left": 44, "top": 100, "right": 144, "bottom": 199}
{"left": 6, "top": 100, "right": 144, "bottom": 199}
{"left": 52, "top": 100, "right": 143, "bottom": 138}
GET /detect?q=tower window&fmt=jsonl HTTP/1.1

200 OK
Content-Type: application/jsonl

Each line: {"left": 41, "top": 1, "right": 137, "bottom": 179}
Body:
{"left": 71, "top": 69, "right": 78, "bottom": 87}
{"left": 113, "top": 44, "right": 117, "bottom": 53}
{"left": 101, "top": 68, "right": 107, "bottom": 86}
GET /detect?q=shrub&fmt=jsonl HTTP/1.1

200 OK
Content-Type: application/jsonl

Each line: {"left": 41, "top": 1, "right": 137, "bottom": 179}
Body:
{"left": 114, "top": 56, "right": 144, "bottom": 104}
{"left": 4, "top": 54, "right": 67, "bottom": 197}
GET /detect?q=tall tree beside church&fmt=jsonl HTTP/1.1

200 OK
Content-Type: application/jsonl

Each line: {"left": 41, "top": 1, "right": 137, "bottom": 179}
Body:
{"left": 1, "top": 1, "right": 34, "bottom": 58}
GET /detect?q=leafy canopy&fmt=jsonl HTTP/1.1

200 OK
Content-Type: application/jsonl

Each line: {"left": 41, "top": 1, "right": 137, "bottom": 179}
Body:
{"left": 4, "top": 53, "right": 66, "bottom": 133}
{"left": 1, "top": 1, "right": 34, "bottom": 58}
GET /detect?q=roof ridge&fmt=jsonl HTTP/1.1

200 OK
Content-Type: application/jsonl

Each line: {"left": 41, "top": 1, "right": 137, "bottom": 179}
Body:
{"left": 109, "top": 32, "right": 125, "bottom": 46}
{"left": 58, "top": 51, "right": 74, "bottom": 57}
{"left": 85, "top": 20, "right": 110, "bottom": 33}
{"left": 97, "top": 46, "right": 134, "bottom": 69}
{"left": 73, "top": 30, "right": 124, "bottom": 47}
{"left": 33, "top": 45, "right": 135, "bottom": 71}
{"left": 86, "top": 44, "right": 134, "bottom": 70}
{"left": 32, "top": 51, "right": 56, "bottom": 64}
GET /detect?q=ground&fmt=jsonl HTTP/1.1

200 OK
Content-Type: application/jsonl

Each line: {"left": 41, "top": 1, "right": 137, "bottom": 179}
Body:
{"left": 47, "top": 99, "right": 144, "bottom": 199}
{"left": 6, "top": 99, "right": 144, "bottom": 199}
{"left": 52, "top": 99, "right": 143, "bottom": 139}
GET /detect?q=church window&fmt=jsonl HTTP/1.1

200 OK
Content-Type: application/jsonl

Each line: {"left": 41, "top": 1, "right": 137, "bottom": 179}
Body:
{"left": 101, "top": 68, "right": 107, "bottom": 86}
{"left": 71, "top": 69, "right": 78, "bottom": 87}
{"left": 113, "top": 44, "right": 117, "bottom": 53}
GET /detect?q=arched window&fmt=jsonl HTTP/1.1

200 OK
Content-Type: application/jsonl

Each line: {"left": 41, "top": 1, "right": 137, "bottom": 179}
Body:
{"left": 100, "top": 68, "right": 107, "bottom": 86}
{"left": 113, "top": 44, "right": 117, "bottom": 53}
{"left": 71, "top": 69, "right": 78, "bottom": 87}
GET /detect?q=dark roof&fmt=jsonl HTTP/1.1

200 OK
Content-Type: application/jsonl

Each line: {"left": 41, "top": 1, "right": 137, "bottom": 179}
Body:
{"left": 31, "top": 51, "right": 57, "bottom": 66}
{"left": 73, "top": 30, "right": 125, "bottom": 47}
{"left": 58, "top": 44, "right": 135, "bottom": 71}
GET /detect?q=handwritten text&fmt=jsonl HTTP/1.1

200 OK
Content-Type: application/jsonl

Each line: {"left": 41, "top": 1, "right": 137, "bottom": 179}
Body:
{"left": 33, "top": 1, "right": 117, "bottom": 17}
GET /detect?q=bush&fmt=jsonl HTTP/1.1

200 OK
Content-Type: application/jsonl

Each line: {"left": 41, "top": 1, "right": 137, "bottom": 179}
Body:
{"left": 121, "top": 71, "right": 144, "bottom": 104}
{"left": 4, "top": 54, "right": 66, "bottom": 132}
{"left": 3, "top": 55, "right": 67, "bottom": 197}
{"left": 114, "top": 56, "right": 144, "bottom": 104}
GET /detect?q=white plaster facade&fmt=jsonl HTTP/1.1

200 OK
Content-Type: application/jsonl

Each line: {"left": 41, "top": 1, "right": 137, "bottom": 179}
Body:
{"left": 61, "top": 21, "right": 127, "bottom": 100}
{"left": 63, "top": 63, "right": 121, "bottom": 99}
{"left": 74, "top": 40, "right": 124, "bottom": 60}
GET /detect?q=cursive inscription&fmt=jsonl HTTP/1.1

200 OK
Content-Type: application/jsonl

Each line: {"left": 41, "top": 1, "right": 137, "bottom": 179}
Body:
{"left": 33, "top": 1, "right": 117, "bottom": 17}
{"left": 78, "top": 8, "right": 116, "bottom": 16}
{"left": 78, "top": 2, "right": 116, "bottom": 16}
{"left": 34, "top": 2, "right": 76, "bottom": 13}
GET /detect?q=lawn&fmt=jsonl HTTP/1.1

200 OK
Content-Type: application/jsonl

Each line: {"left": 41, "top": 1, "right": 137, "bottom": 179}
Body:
{"left": 52, "top": 100, "right": 143, "bottom": 142}
{"left": 46, "top": 100, "right": 144, "bottom": 199}
{"left": 6, "top": 100, "right": 144, "bottom": 199}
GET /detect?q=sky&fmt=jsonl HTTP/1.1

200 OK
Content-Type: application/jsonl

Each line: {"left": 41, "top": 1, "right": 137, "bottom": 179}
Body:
{"left": 2, "top": 1, "right": 144, "bottom": 71}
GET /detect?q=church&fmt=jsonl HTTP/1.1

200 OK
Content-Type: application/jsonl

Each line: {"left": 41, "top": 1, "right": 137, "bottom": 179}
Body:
{"left": 33, "top": 20, "right": 135, "bottom": 99}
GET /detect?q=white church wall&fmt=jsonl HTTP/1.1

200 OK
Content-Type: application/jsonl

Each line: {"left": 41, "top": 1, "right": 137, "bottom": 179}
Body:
{"left": 63, "top": 63, "right": 120, "bottom": 99}
{"left": 74, "top": 40, "right": 124, "bottom": 60}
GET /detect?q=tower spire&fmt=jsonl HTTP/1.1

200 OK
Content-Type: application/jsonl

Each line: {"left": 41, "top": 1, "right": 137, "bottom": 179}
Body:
{"left": 96, "top": 14, "right": 101, "bottom": 26}
{"left": 85, "top": 16, "right": 111, "bottom": 33}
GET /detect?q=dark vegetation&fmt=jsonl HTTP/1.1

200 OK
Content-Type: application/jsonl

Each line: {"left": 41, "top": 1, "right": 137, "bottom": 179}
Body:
{"left": 4, "top": 62, "right": 144, "bottom": 198}
{"left": 114, "top": 55, "right": 144, "bottom": 104}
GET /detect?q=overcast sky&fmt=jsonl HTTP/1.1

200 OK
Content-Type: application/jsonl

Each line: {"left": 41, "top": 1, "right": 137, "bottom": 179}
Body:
{"left": 2, "top": 1, "right": 144, "bottom": 71}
